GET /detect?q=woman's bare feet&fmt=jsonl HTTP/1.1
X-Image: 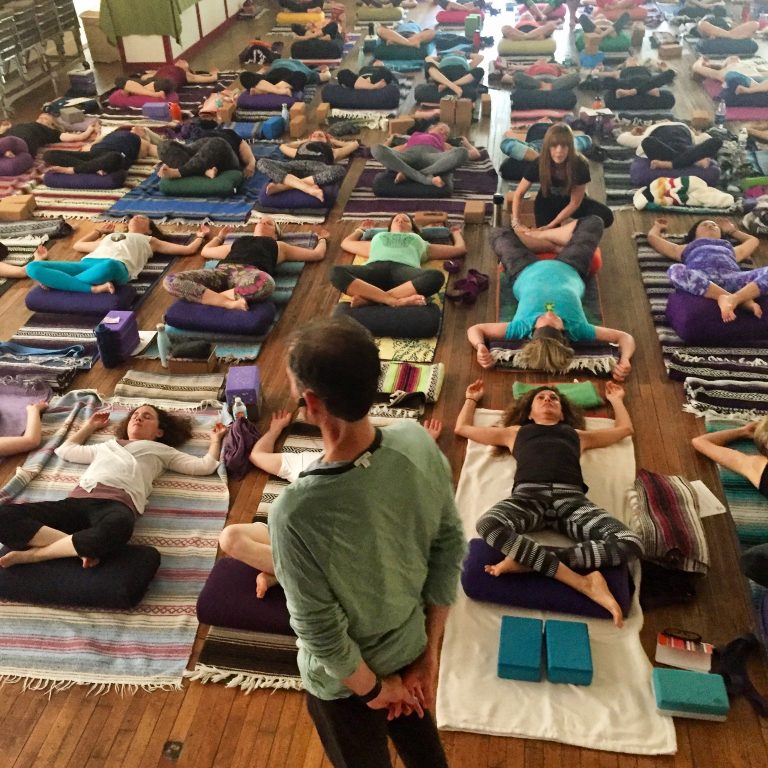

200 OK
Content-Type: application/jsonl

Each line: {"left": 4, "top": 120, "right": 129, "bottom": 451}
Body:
{"left": 394, "top": 294, "right": 426, "bottom": 307}
{"left": 0, "top": 549, "right": 31, "bottom": 567}
{"left": 694, "top": 157, "right": 712, "bottom": 168}
{"left": 48, "top": 165, "right": 75, "bottom": 174}
{"left": 255, "top": 571, "right": 278, "bottom": 598}
{"left": 717, "top": 293, "right": 738, "bottom": 322}
{"left": 81, "top": 556, "right": 100, "bottom": 568}
{"left": 431, "top": 175, "right": 445, "bottom": 188}
{"left": 350, "top": 295, "right": 372, "bottom": 308}
{"left": 307, "top": 185, "right": 325, "bottom": 202}
{"left": 394, "top": 171, "right": 407, "bottom": 184}
{"left": 743, "top": 298, "right": 763, "bottom": 318}
{"left": 92, "top": 282, "right": 116, "bottom": 294}
{"left": 158, "top": 164, "right": 181, "bottom": 179}
{"left": 615, "top": 88, "right": 637, "bottom": 98}
{"left": 204, "top": 167, "right": 219, "bottom": 179}
{"left": 649, "top": 159, "right": 673, "bottom": 170}
{"left": 579, "top": 571, "right": 623, "bottom": 627}
{"left": 484, "top": 556, "right": 532, "bottom": 577}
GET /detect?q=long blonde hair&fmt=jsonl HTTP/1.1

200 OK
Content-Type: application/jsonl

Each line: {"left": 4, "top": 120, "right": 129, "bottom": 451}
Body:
{"left": 539, "top": 123, "right": 577, "bottom": 197}
{"left": 517, "top": 336, "right": 575, "bottom": 373}
{"left": 754, "top": 415, "right": 768, "bottom": 457}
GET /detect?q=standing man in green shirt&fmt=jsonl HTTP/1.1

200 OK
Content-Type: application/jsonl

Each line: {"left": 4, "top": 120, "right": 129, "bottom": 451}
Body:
{"left": 270, "top": 316, "right": 466, "bottom": 768}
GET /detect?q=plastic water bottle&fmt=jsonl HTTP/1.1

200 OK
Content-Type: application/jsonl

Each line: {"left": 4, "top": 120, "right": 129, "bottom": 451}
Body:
{"left": 715, "top": 99, "right": 727, "bottom": 127}
{"left": 357, "top": 43, "right": 365, "bottom": 71}
{"left": 156, "top": 323, "right": 171, "bottom": 368}
{"left": 281, "top": 103, "right": 290, "bottom": 128}
{"left": 232, "top": 396, "right": 248, "bottom": 419}
{"left": 492, "top": 193, "right": 504, "bottom": 227}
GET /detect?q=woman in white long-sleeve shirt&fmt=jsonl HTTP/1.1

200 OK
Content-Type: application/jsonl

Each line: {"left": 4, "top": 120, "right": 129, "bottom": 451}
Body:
{"left": 0, "top": 405, "right": 225, "bottom": 569}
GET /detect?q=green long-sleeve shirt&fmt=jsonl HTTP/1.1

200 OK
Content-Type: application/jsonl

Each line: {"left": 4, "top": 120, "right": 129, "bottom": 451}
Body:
{"left": 270, "top": 420, "right": 466, "bottom": 700}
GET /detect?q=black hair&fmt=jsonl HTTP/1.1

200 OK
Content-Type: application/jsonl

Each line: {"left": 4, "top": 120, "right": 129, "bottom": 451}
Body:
{"left": 684, "top": 219, "right": 723, "bottom": 244}
{"left": 287, "top": 316, "right": 380, "bottom": 422}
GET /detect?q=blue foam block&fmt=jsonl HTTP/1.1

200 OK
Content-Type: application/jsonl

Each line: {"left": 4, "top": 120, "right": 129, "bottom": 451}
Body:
{"left": 545, "top": 620, "right": 593, "bottom": 686}
{"left": 652, "top": 668, "right": 730, "bottom": 721}
{"left": 498, "top": 616, "right": 543, "bottom": 682}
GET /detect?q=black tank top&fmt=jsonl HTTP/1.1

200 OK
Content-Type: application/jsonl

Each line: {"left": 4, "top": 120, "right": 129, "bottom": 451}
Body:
{"left": 222, "top": 236, "right": 279, "bottom": 274}
{"left": 512, "top": 422, "right": 586, "bottom": 490}
{"left": 295, "top": 140, "right": 335, "bottom": 165}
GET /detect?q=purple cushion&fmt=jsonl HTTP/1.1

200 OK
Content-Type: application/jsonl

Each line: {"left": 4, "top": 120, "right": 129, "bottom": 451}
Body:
{"left": 630, "top": 158, "right": 720, "bottom": 187}
{"left": 257, "top": 183, "right": 338, "bottom": 210}
{"left": 25, "top": 284, "right": 138, "bottom": 314}
{"left": 236, "top": 92, "right": 303, "bottom": 110}
{"left": 321, "top": 83, "right": 401, "bottom": 110}
{"left": 666, "top": 290, "right": 768, "bottom": 343}
{"left": 334, "top": 301, "right": 442, "bottom": 338}
{"left": 196, "top": 557, "right": 294, "bottom": 634}
{"left": 165, "top": 298, "right": 277, "bottom": 335}
{"left": 107, "top": 91, "right": 179, "bottom": 108}
{"left": 461, "top": 538, "right": 633, "bottom": 620}
{"left": 0, "top": 545, "right": 160, "bottom": 609}
{"left": 43, "top": 170, "right": 127, "bottom": 189}
{"left": 0, "top": 153, "right": 34, "bottom": 176}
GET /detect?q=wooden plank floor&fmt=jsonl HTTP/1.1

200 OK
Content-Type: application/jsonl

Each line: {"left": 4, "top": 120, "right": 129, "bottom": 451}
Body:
{"left": 0, "top": 2, "right": 767, "bottom": 766}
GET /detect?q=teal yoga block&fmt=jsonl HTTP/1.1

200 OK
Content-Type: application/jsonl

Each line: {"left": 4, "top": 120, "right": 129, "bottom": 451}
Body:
{"left": 498, "top": 616, "right": 543, "bottom": 682}
{"left": 545, "top": 620, "right": 593, "bottom": 686}
{"left": 652, "top": 668, "right": 730, "bottom": 721}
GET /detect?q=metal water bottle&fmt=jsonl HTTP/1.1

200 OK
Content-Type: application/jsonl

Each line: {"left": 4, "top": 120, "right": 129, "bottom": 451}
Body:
{"left": 156, "top": 323, "right": 171, "bottom": 368}
{"left": 492, "top": 193, "right": 504, "bottom": 227}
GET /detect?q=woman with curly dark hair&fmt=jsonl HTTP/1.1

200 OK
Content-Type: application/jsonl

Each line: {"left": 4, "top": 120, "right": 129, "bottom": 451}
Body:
{"left": 455, "top": 380, "right": 642, "bottom": 626}
{"left": 0, "top": 405, "right": 225, "bottom": 569}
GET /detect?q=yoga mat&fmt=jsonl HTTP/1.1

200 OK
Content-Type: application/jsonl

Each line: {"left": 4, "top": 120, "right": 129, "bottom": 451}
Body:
{"left": 436, "top": 409, "right": 677, "bottom": 755}
{"left": 0, "top": 235, "right": 46, "bottom": 300}
{"left": 701, "top": 78, "right": 768, "bottom": 121}
{"left": 0, "top": 391, "right": 229, "bottom": 692}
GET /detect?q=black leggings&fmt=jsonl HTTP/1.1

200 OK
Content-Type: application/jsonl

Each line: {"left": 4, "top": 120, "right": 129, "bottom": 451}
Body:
{"left": 534, "top": 192, "right": 614, "bottom": 229}
{"left": 43, "top": 149, "right": 126, "bottom": 175}
{"left": 158, "top": 137, "right": 240, "bottom": 177}
{"left": 0, "top": 497, "right": 135, "bottom": 560}
{"left": 331, "top": 261, "right": 445, "bottom": 297}
{"left": 641, "top": 136, "right": 722, "bottom": 169}
{"left": 605, "top": 69, "right": 675, "bottom": 96}
{"left": 306, "top": 694, "right": 448, "bottom": 768}
{"left": 240, "top": 69, "right": 308, "bottom": 92}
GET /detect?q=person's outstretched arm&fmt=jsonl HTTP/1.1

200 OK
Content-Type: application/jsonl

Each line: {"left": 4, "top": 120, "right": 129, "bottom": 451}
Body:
{"left": 467, "top": 322, "right": 509, "bottom": 368}
{"left": 593, "top": 326, "right": 635, "bottom": 381}
{"left": 692, "top": 423, "right": 768, "bottom": 489}
{"left": 250, "top": 411, "right": 293, "bottom": 475}
{"left": 454, "top": 379, "right": 519, "bottom": 447}
{"left": 201, "top": 226, "right": 234, "bottom": 260}
{"left": 0, "top": 401, "right": 47, "bottom": 457}
{"left": 579, "top": 382, "right": 634, "bottom": 451}
{"left": 151, "top": 225, "right": 209, "bottom": 256}
{"left": 647, "top": 217, "right": 684, "bottom": 261}
{"left": 718, "top": 219, "right": 761, "bottom": 262}
{"left": 426, "top": 225, "right": 467, "bottom": 259}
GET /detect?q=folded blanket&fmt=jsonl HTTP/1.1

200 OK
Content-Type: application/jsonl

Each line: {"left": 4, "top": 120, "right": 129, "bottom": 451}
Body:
{"left": 377, "top": 361, "right": 445, "bottom": 403}
{"left": 634, "top": 176, "right": 735, "bottom": 210}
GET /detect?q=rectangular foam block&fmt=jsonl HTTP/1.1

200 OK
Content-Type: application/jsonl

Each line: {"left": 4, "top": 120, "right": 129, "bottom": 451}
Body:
{"left": 454, "top": 98, "right": 472, "bottom": 133}
{"left": 464, "top": 200, "right": 485, "bottom": 224}
{"left": 168, "top": 349, "right": 217, "bottom": 374}
{"left": 0, "top": 194, "right": 36, "bottom": 221}
{"left": 225, "top": 365, "right": 262, "bottom": 415}
{"left": 691, "top": 110, "right": 712, "bottom": 130}
{"left": 545, "top": 620, "right": 593, "bottom": 686}
{"left": 142, "top": 102, "right": 170, "bottom": 120}
{"left": 316, "top": 102, "right": 330, "bottom": 124}
{"left": 69, "top": 68, "right": 97, "bottom": 95}
{"left": 290, "top": 101, "right": 306, "bottom": 118}
{"left": 440, "top": 98, "right": 456, "bottom": 125}
{"left": 498, "top": 616, "right": 543, "bottom": 682}
{"left": 413, "top": 210, "right": 447, "bottom": 227}
{"left": 630, "top": 22, "right": 645, "bottom": 48}
{"left": 464, "top": 13, "right": 481, "bottom": 36}
{"left": 480, "top": 93, "right": 491, "bottom": 117}
{"left": 659, "top": 43, "right": 682, "bottom": 59}
{"left": 217, "top": 101, "right": 236, "bottom": 124}
{"left": 99, "top": 311, "right": 139, "bottom": 358}
{"left": 389, "top": 116, "right": 415, "bottom": 135}
{"left": 652, "top": 668, "right": 730, "bottom": 721}
{"left": 290, "top": 114, "right": 307, "bottom": 139}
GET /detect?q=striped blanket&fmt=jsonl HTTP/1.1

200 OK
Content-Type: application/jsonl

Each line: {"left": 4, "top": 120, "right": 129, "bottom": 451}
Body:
{"left": 0, "top": 235, "right": 44, "bottom": 299}
{"left": 0, "top": 391, "right": 229, "bottom": 692}
{"left": 340, "top": 151, "right": 497, "bottom": 223}
{"left": 602, "top": 140, "right": 638, "bottom": 207}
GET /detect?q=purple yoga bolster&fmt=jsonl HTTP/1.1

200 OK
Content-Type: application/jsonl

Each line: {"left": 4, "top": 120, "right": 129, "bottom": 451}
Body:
{"left": 43, "top": 170, "right": 128, "bottom": 190}
{"left": 461, "top": 538, "right": 633, "bottom": 620}
{"left": 629, "top": 158, "right": 720, "bottom": 188}
{"left": 0, "top": 153, "right": 34, "bottom": 176}
{"left": 24, "top": 284, "right": 138, "bottom": 314}
{"left": 257, "top": 183, "right": 338, "bottom": 210}
{"left": 666, "top": 290, "right": 768, "bottom": 343}
{"left": 196, "top": 557, "right": 294, "bottom": 634}
{"left": 236, "top": 91, "right": 303, "bottom": 109}
{"left": 164, "top": 298, "right": 277, "bottom": 335}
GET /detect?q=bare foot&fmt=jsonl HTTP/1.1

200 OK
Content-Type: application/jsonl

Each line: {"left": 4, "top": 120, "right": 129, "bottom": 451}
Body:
{"left": 649, "top": 159, "right": 673, "bottom": 170}
{"left": 744, "top": 298, "right": 763, "bottom": 318}
{"left": 694, "top": 157, "right": 712, "bottom": 168}
{"left": 615, "top": 88, "right": 637, "bottom": 98}
{"left": 158, "top": 164, "right": 180, "bottom": 179}
{"left": 540, "top": 81, "right": 553, "bottom": 91}
{"left": 580, "top": 571, "right": 623, "bottom": 628}
{"left": 34, "top": 245, "right": 48, "bottom": 261}
{"left": 647, "top": 88, "right": 660, "bottom": 97}
{"left": 394, "top": 294, "right": 426, "bottom": 307}
{"left": 717, "top": 293, "right": 737, "bottom": 322}
{"left": 0, "top": 549, "right": 32, "bottom": 567}
{"left": 204, "top": 167, "right": 219, "bottom": 179}
{"left": 394, "top": 172, "right": 407, "bottom": 184}
{"left": 736, "top": 85, "right": 749, "bottom": 95}
{"left": 307, "top": 186, "right": 325, "bottom": 202}
{"left": 350, "top": 295, "right": 372, "bottom": 308}
{"left": 255, "top": 571, "right": 278, "bottom": 598}
{"left": 431, "top": 175, "right": 445, "bottom": 188}
{"left": 81, "top": 556, "right": 100, "bottom": 569}
{"left": 92, "top": 282, "right": 115, "bottom": 295}
{"left": 223, "top": 297, "right": 249, "bottom": 311}
{"left": 484, "top": 556, "right": 532, "bottom": 577}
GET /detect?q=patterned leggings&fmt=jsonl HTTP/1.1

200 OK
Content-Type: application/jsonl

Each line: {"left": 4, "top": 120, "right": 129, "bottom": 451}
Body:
{"left": 668, "top": 255, "right": 768, "bottom": 297}
{"left": 256, "top": 158, "right": 345, "bottom": 186}
{"left": 163, "top": 264, "right": 275, "bottom": 303}
{"left": 476, "top": 483, "right": 643, "bottom": 578}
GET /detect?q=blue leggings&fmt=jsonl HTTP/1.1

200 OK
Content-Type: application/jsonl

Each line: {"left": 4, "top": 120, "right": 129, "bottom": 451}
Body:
{"left": 26, "top": 259, "right": 130, "bottom": 293}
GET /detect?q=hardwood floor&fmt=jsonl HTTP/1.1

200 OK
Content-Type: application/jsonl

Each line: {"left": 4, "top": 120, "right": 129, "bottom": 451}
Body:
{"left": 0, "top": 3, "right": 766, "bottom": 766}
